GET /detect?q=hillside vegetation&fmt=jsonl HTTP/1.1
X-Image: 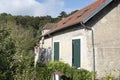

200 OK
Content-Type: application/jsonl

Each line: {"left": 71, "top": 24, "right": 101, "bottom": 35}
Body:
{"left": 0, "top": 11, "right": 78, "bottom": 80}
{"left": 0, "top": 13, "right": 58, "bottom": 79}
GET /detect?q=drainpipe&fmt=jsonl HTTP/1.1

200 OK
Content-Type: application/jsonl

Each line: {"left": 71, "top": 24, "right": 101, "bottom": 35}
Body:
{"left": 80, "top": 22, "right": 96, "bottom": 80}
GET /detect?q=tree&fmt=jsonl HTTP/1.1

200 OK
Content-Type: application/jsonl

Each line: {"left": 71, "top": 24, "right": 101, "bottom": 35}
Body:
{"left": 0, "top": 12, "right": 76, "bottom": 80}
{"left": 58, "top": 11, "right": 68, "bottom": 18}
{"left": 6, "top": 21, "right": 35, "bottom": 80}
{"left": 0, "top": 25, "right": 15, "bottom": 80}
{"left": 0, "top": 14, "right": 35, "bottom": 80}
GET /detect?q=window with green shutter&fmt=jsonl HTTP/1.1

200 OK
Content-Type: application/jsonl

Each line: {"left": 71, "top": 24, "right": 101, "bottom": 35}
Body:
{"left": 72, "top": 39, "right": 81, "bottom": 68}
{"left": 54, "top": 42, "right": 59, "bottom": 61}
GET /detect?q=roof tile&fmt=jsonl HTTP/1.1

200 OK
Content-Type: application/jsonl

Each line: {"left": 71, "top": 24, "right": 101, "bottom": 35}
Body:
{"left": 44, "top": 0, "right": 106, "bottom": 36}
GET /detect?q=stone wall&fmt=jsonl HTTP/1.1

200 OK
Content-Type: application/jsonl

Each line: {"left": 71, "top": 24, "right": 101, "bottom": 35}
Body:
{"left": 87, "top": 2, "right": 120, "bottom": 77}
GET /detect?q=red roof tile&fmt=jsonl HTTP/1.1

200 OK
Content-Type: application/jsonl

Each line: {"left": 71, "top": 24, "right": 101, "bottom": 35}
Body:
{"left": 43, "top": 0, "right": 107, "bottom": 36}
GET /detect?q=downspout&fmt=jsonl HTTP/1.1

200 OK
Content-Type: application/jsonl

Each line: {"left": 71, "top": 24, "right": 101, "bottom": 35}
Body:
{"left": 80, "top": 22, "right": 96, "bottom": 80}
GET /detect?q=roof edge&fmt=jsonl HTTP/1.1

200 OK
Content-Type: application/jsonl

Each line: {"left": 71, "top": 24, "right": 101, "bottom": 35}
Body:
{"left": 42, "top": 0, "right": 113, "bottom": 37}
{"left": 82, "top": 0, "right": 113, "bottom": 23}
{"left": 43, "top": 22, "right": 82, "bottom": 37}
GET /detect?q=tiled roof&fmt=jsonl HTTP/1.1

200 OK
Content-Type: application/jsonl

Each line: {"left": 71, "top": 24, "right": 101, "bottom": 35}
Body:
{"left": 43, "top": 0, "right": 112, "bottom": 36}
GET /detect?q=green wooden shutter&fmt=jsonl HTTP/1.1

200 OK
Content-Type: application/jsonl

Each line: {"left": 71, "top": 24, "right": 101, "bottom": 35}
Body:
{"left": 72, "top": 39, "right": 81, "bottom": 68}
{"left": 54, "top": 42, "right": 59, "bottom": 61}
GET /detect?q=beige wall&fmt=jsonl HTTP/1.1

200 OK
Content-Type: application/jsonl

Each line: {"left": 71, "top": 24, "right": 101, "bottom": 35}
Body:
{"left": 53, "top": 29, "right": 90, "bottom": 67}
{"left": 43, "top": 2, "right": 120, "bottom": 78}
{"left": 87, "top": 3, "right": 120, "bottom": 77}
{"left": 44, "top": 29, "right": 92, "bottom": 69}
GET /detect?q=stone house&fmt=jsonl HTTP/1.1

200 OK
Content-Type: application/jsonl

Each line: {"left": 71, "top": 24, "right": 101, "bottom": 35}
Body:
{"left": 40, "top": 0, "right": 120, "bottom": 77}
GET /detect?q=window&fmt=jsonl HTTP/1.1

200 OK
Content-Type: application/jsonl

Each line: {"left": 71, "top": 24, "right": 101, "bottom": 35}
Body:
{"left": 54, "top": 42, "right": 59, "bottom": 61}
{"left": 72, "top": 39, "right": 81, "bottom": 68}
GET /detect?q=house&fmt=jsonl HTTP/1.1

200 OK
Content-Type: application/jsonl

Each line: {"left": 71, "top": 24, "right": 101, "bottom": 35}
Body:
{"left": 40, "top": 0, "right": 120, "bottom": 78}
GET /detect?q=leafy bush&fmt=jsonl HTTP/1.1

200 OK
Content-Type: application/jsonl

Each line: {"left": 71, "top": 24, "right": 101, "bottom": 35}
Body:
{"left": 104, "top": 71, "right": 115, "bottom": 80}
{"left": 73, "top": 68, "right": 93, "bottom": 80}
{"left": 47, "top": 61, "right": 94, "bottom": 80}
{"left": 48, "top": 61, "right": 74, "bottom": 78}
{"left": 105, "top": 75, "right": 114, "bottom": 80}
{"left": 36, "top": 66, "right": 51, "bottom": 80}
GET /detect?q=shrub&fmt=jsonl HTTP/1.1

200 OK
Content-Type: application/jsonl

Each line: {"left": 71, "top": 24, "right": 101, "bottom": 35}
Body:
{"left": 47, "top": 61, "right": 94, "bottom": 80}
{"left": 73, "top": 68, "right": 94, "bottom": 80}
{"left": 35, "top": 61, "right": 95, "bottom": 80}
{"left": 36, "top": 63, "right": 51, "bottom": 80}
{"left": 48, "top": 61, "right": 74, "bottom": 78}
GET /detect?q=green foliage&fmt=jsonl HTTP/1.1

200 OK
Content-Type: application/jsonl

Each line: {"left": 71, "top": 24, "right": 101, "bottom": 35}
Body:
{"left": 105, "top": 71, "right": 115, "bottom": 80}
{"left": 58, "top": 11, "right": 68, "bottom": 18}
{"left": 73, "top": 69, "right": 94, "bottom": 80}
{"left": 36, "top": 64, "right": 51, "bottom": 80}
{"left": 11, "top": 54, "right": 35, "bottom": 80}
{"left": 31, "top": 61, "right": 94, "bottom": 80}
{"left": 47, "top": 61, "right": 94, "bottom": 80}
{"left": 0, "top": 25, "right": 15, "bottom": 80}
{"left": 48, "top": 61, "right": 73, "bottom": 78}
{"left": 0, "top": 14, "right": 35, "bottom": 80}
{"left": 0, "top": 11, "right": 89, "bottom": 80}
{"left": 15, "top": 15, "right": 59, "bottom": 30}
{"left": 104, "top": 70, "right": 120, "bottom": 80}
{"left": 105, "top": 74, "right": 114, "bottom": 80}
